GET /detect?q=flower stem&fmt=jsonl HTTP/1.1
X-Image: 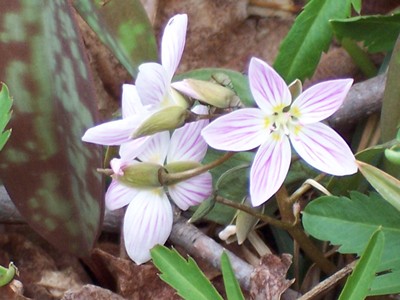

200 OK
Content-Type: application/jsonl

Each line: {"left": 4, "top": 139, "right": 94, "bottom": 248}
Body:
{"left": 214, "top": 195, "right": 294, "bottom": 230}
{"left": 160, "top": 152, "right": 235, "bottom": 185}
{"left": 276, "top": 186, "right": 337, "bottom": 275}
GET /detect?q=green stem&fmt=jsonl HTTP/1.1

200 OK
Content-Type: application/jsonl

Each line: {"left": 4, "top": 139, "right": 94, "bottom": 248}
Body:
{"left": 161, "top": 152, "right": 235, "bottom": 185}
{"left": 341, "top": 38, "right": 377, "bottom": 78}
{"left": 276, "top": 186, "right": 337, "bottom": 275}
{"left": 214, "top": 195, "right": 294, "bottom": 230}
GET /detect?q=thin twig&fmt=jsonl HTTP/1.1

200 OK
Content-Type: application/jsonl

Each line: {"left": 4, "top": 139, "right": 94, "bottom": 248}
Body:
{"left": 298, "top": 260, "right": 357, "bottom": 300}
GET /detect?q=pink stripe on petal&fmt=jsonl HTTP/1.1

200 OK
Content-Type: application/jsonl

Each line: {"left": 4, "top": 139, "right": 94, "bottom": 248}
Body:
{"left": 161, "top": 14, "right": 187, "bottom": 80}
{"left": 168, "top": 105, "right": 209, "bottom": 163}
{"left": 137, "top": 131, "right": 170, "bottom": 164}
{"left": 250, "top": 134, "right": 291, "bottom": 206}
{"left": 290, "top": 122, "right": 357, "bottom": 176}
{"left": 136, "top": 63, "right": 169, "bottom": 108}
{"left": 123, "top": 190, "right": 173, "bottom": 264}
{"left": 291, "top": 79, "right": 353, "bottom": 124}
{"left": 201, "top": 108, "right": 268, "bottom": 151}
{"left": 249, "top": 57, "right": 291, "bottom": 113}
{"left": 168, "top": 172, "right": 213, "bottom": 210}
{"left": 82, "top": 117, "right": 137, "bottom": 145}
{"left": 105, "top": 179, "right": 140, "bottom": 210}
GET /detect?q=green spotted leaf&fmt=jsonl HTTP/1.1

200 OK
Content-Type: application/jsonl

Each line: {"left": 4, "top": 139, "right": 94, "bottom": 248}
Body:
{"left": 73, "top": 0, "right": 157, "bottom": 78}
{"left": 0, "top": 1, "right": 103, "bottom": 256}
{"left": 0, "top": 83, "right": 12, "bottom": 151}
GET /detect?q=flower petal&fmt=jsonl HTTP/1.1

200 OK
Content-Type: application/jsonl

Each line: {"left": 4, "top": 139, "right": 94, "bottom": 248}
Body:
{"left": 161, "top": 14, "right": 187, "bottom": 80}
{"left": 291, "top": 79, "right": 353, "bottom": 123}
{"left": 119, "top": 136, "right": 152, "bottom": 163}
{"left": 250, "top": 133, "right": 291, "bottom": 206}
{"left": 137, "top": 131, "right": 170, "bottom": 164}
{"left": 249, "top": 57, "right": 291, "bottom": 113}
{"left": 82, "top": 117, "right": 138, "bottom": 145}
{"left": 168, "top": 172, "right": 212, "bottom": 210}
{"left": 290, "top": 122, "right": 357, "bottom": 175}
{"left": 201, "top": 108, "right": 268, "bottom": 151}
{"left": 123, "top": 189, "right": 173, "bottom": 264}
{"left": 167, "top": 105, "right": 209, "bottom": 163}
{"left": 136, "top": 63, "right": 169, "bottom": 108}
{"left": 121, "top": 84, "right": 143, "bottom": 118}
{"left": 105, "top": 179, "right": 139, "bottom": 210}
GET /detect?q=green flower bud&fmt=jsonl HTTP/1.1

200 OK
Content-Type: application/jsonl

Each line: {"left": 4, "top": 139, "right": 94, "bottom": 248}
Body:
{"left": 132, "top": 106, "right": 189, "bottom": 139}
{"left": 175, "top": 79, "right": 240, "bottom": 108}
{"left": 115, "top": 162, "right": 163, "bottom": 188}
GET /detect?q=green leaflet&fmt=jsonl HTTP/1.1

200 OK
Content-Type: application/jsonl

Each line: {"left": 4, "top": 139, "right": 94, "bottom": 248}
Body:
{"left": 331, "top": 13, "right": 400, "bottom": 53}
{"left": 0, "top": 83, "right": 12, "bottom": 151}
{"left": 73, "top": 0, "right": 157, "bottom": 78}
{"left": 303, "top": 192, "right": 400, "bottom": 295}
{"left": 151, "top": 245, "right": 223, "bottom": 300}
{"left": 339, "top": 229, "right": 384, "bottom": 300}
{"left": 0, "top": 1, "right": 103, "bottom": 256}
{"left": 0, "top": 262, "right": 17, "bottom": 287}
{"left": 273, "top": 0, "right": 352, "bottom": 83}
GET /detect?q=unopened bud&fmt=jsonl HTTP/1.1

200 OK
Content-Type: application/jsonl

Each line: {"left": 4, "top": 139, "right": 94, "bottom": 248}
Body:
{"left": 172, "top": 79, "right": 240, "bottom": 108}
{"left": 115, "top": 162, "right": 163, "bottom": 188}
{"left": 132, "top": 106, "right": 189, "bottom": 139}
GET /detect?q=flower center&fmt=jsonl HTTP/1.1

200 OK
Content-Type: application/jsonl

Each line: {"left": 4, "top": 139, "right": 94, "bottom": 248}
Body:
{"left": 268, "top": 107, "right": 300, "bottom": 136}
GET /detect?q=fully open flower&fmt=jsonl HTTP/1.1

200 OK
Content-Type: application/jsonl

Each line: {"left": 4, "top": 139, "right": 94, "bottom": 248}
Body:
{"left": 106, "top": 106, "right": 212, "bottom": 264}
{"left": 202, "top": 57, "right": 357, "bottom": 206}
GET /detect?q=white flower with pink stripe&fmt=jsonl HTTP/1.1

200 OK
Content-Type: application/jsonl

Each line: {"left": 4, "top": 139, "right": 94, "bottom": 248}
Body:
{"left": 202, "top": 57, "right": 357, "bottom": 206}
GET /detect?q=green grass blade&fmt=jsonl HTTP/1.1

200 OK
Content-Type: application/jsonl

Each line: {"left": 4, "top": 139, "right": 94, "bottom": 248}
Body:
{"left": 221, "top": 252, "right": 244, "bottom": 300}
{"left": 339, "top": 229, "right": 385, "bottom": 300}
{"left": 151, "top": 245, "right": 223, "bottom": 300}
{"left": 357, "top": 160, "right": 400, "bottom": 212}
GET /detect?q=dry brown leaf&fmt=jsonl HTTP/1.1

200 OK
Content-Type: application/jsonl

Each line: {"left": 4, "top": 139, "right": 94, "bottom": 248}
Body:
{"left": 92, "top": 248, "right": 179, "bottom": 300}
{"left": 61, "top": 284, "right": 125, "bottom": 300}
{"left": 36, "top": 270, "right": 83, "bottom": 299}
{"left": 250, "top": 253, "right": 294, "bottom": 300}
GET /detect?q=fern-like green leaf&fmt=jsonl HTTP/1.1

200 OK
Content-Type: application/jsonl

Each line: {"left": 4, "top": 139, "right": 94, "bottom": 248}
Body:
{"left": 151, "top": 245, "right": 223, "bottom": 300}
{"left": 274, "top": 0, "right": 351, "bottom": 83}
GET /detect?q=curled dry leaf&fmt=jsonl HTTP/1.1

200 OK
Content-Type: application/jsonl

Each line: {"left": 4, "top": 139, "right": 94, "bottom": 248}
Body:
{"left": 250, "top": 253, "right": 295, "bottom": 300}
{"left": 91, "top": 248, "right": 180, "bottom": 300}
